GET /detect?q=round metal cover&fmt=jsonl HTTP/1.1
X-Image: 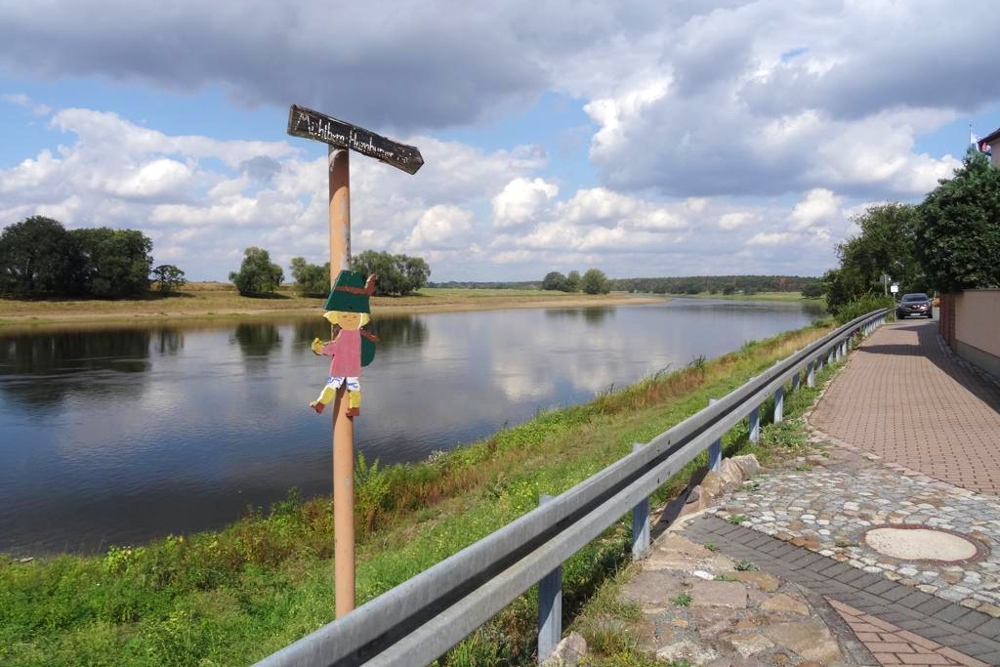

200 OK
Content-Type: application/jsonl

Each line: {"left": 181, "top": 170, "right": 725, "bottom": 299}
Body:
{"left": 863, "top": 526, "right": 980, "bottom": 562}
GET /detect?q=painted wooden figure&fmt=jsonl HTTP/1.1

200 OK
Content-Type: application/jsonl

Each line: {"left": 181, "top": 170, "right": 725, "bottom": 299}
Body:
{"left": 310, "top": 270, "right": 378, "bottom": 417}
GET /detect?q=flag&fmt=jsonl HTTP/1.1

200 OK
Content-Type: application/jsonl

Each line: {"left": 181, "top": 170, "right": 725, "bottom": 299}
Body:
{"left": 971, "top": 130, "right": 979, "bottom": 145}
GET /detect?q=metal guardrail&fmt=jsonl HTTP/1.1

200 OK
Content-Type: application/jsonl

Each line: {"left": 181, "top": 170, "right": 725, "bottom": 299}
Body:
{"left": 253, "top": 309, "right": 888, "bottom": 667}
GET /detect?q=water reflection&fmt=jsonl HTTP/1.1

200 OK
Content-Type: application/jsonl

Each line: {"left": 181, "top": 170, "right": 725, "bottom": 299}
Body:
{"left": 369, "top": 315, "right": 428, "bottom": 349}
{"left": 0, "top": 329, "right": 152, "bottom": 411}
{"left": 155, "top": 328, "right": 184, "bottom": 356}
{"left": 291, "top": 314, "right": 429, "bottom": 353}
{"left": 232, "top": 323, "right": 282, "bottom": 366}
{"left": 544, "top": 307, "right": 613, "bottom": 324}
{"left": 0, "top": 299, "right": 823, "bottom": 555}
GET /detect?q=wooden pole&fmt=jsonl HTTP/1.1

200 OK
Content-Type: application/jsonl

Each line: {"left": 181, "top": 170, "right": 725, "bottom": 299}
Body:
{"left": 329, "top": 145, "right": 355, "bottom": 617}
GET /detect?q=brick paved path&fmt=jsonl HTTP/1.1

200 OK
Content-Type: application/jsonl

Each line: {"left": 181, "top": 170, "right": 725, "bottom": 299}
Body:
{"left": 682, "top": 517, "right": 1000, "bottom": 666}
{"left": 810, "top": 320, "right": 1000, "bottom": 497}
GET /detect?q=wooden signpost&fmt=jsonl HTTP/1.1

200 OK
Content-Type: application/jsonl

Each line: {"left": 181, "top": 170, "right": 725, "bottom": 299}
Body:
{"left": 288, "top": 105, "right": 424, "bottom": 175}
{"left": 287, "top": 104, "right": 422, "bottom": 618}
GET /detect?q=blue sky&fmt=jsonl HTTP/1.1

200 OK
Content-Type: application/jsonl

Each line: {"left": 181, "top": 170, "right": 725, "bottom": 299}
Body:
{"left": 2, "top": 0, "right": 999, "bottom": 283}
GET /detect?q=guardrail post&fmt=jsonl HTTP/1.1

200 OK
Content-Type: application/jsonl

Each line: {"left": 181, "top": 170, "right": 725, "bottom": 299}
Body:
{"left": 538, "top": 494, "right": 562, "bottom": 664}
{"left": 791, "top": 369, "right": 801, "bottom": 393}
{"left": 707, "top": 399, "right": 722, "bottom": 473}
{"left": 749, "top": 406, "right": 760, "bottom": 443}
{"left": 807, "top": 361, "right": 815, "bottom": 388}
{"left": 774, "top": 386, "right": 784, "bottom": 423}
{"left": 631, "top": 445, "right": 650, "bottom": 559}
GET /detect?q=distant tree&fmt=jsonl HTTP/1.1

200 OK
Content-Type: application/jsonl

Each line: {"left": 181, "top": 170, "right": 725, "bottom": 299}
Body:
{"left": 353, "top": 250, "right": 403, "bottom": 295}
{"left": 541, "top": 271, "right": 568, "bottom": 291}
{"left": 916, "top": 150, "right": 1000, "bottom": 291}
{"left": 565, "top": 270, "right": 581, "bottom": 293}
{"left": 580, "top": 268, "right": 610, "bottom": 295}
{"left": 290, "top": 257, "right": 330, "bottom": 297}
{"left": 0, "top": 216, "right": 79, "bottom": 296}
{"left": 151, "top": 264, "right": 187, "bottom": 293}
{"left": 352, "top": 250, "right": 431, "bottom": 296}
{"left": 801, "top": 282, "right": 824, "bottom": 298}
{"left": 72, "top": 227, "right": 154, "bottom": 298}
{"left": 230, "top": 247, "right": 284, "bottom": 296}
{"left": 399, "top": 255, "right": 431, "bottom": 295}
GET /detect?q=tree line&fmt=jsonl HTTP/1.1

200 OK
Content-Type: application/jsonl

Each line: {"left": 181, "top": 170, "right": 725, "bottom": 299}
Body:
{"left": 823, "top": 149, "right": 1000, "bottom": 316}
{"left": 541, "top": 269, "right": 611, "bottom": 294}
{"left": 0, "top": 216, "right": 185, "bottom": 298}
{"left": 231, "top": 248, "right": 430, "bottom": 297}
{"left": 610, "top": 275, "right": 822, "bottom": 296}
{"left": 0, "top": 216, "right": 432, "bottom": 301}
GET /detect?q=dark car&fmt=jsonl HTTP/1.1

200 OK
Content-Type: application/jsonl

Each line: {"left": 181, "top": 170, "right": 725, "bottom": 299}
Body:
{"left": 896, "top": 293, "right": 933, "bottom": 319}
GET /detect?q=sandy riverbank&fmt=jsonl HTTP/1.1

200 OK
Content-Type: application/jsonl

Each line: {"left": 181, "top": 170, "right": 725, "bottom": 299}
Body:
{"left": 0, "top": 286, "right": 667, "bottom": 330}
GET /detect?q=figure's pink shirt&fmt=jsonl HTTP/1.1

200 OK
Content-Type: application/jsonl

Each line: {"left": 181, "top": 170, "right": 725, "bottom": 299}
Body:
{"left": 322, "top": 329, "right": 362, "bottom": 377}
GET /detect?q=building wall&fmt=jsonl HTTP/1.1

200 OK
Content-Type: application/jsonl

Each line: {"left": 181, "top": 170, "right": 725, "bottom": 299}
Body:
{"left": 988, "top": 138, "right": 1000, "bottom": 166}
{"left": 952, "top": 289, "right": 1000, "bottom": 380}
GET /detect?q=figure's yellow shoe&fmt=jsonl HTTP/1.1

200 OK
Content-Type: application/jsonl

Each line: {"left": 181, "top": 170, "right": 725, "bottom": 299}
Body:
{"left": 310, "top": 385, "right": 336, "bottom": 414}
{"left": 346, "top": 390, "right": 362, "bottom": 417}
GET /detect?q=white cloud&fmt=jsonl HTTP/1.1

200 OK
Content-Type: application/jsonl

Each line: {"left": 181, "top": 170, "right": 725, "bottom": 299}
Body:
{"left": 406, "top": 205, "right": 474, "bottom": 250}
{"left": 789, "top": 189, "right": 840, "bottom": 231}
{"left": 491, "top": 177, "right": 558, "bottom": 228}
{"left": 719, "top": 212, "right": 754, "bottom": 230}
{"left": 747, "top": 232, "right": 797, "bottom": 246}
{"left": 2, "top": 1, "right": 999, "bottom": 282}
{"left": 111, "top": 158, "right": 194, "bottom": 199}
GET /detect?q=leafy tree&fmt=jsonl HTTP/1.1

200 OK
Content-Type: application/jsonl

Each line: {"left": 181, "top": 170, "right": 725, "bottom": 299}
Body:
{"left": 565, "top": 270, "right": 581, "bottom": 293}
{"left": 801, "top": 282, "right": 824, "bottom": 298}
{"left": 580, "top": 268, "right": 610, "bottom": 295}
{"left": 353, "top": 251, "right": 402, "bottom": 295}
{"left": 541, "top": 271, "right": 568, "bottom": 291}
{"left": 72, "top": 227, "right": 153, "bottom": 298}
{"left": 290, "top": 257, "right": 330, "bottom": 297}
{"left": 0, "top": 216, "right": 79, "bottom": 296}
{"left": 916, "top": 150, "right": 1000, "bottom": 291}
{"left": 352, "top": 250, "right": 431, "bottom": 296}
{"left": 151, "top": 264, "right": 187, "bottom": 294}
{"left": 230, "top": 247, "right": 284, "bottom": 296}
{"left": 399, "top": 255, "right": 431, "bottom": 295}
{"left": 823, "top": 203, "right": 921, "bottom": 314}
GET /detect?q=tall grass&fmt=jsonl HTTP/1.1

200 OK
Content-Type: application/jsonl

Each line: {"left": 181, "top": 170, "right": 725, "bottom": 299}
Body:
{"left": 0, "top": 320, "right": 836, "bottom": 667}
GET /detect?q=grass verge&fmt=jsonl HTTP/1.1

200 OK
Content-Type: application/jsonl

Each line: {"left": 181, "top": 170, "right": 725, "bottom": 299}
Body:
{"left": 0, "top": 319, "right": 838, "bottom": 667}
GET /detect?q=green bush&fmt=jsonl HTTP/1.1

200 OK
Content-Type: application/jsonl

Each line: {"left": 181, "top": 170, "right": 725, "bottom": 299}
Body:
{"left": 833, "top": 295, "right": 894, "bottom": 325}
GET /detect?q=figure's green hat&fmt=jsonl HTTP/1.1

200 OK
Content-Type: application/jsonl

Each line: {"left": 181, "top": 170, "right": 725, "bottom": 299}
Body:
{"left": 323, "top": 270, "right": 374, "bottom": 312}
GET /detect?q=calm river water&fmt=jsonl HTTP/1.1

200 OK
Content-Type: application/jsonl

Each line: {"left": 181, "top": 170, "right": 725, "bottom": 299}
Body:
{"left": 0, "top": 298, "right": 824, "bottom": 555}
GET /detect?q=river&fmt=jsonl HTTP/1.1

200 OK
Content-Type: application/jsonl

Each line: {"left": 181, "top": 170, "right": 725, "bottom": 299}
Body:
{"left": 0, "top": 297, "right": 825, "bottom": 555}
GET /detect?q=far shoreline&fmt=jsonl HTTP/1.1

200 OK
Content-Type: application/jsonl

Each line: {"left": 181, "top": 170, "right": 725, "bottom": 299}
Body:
{"left": 0, "top": 286, "right": 669, "bottom": 331}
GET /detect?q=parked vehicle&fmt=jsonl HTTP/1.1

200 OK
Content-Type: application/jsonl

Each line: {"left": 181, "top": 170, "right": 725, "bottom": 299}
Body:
{"left": 896, "top": 293, "right": 933, "bottom": 319}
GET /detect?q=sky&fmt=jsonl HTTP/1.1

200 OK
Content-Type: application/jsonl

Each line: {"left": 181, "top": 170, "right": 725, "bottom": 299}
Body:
{"left": 1, "top": 0, "right": 999, "bottom": 283}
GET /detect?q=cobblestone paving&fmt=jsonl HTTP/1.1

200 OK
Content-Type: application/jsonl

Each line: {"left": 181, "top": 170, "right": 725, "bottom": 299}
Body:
{"left": 709, "top": 438, "right": 1000, "bottom": 616}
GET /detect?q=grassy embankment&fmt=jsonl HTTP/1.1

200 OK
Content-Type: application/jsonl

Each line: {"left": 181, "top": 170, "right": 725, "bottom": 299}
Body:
{"left": 0, "top": 284, "right": 666, "bottom": 329}
{"left": 0, "top": 314, "right": 840, "bottom": 667}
